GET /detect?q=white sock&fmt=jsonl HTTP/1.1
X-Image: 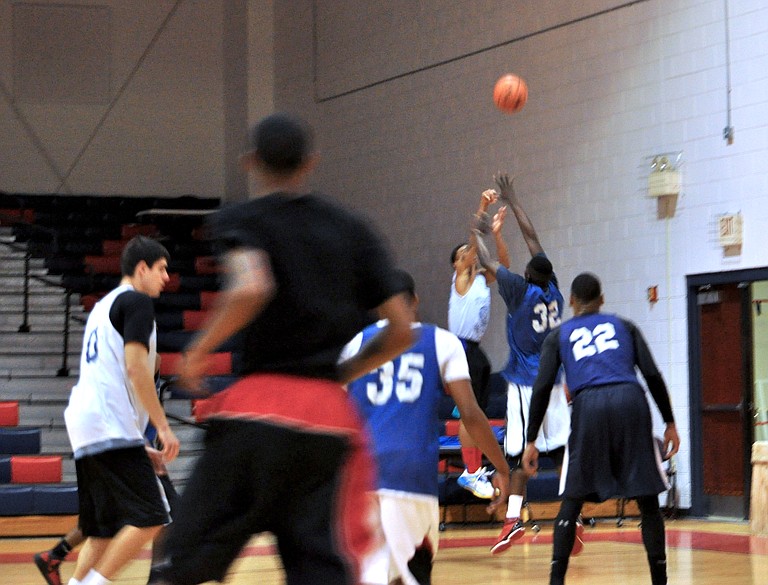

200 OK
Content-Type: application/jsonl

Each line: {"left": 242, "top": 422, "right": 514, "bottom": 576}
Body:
{"left": 80, "top": 569, "right": 112, "bottom": 585}
{"left": 507, "top": 494, "right": 524, "bottom": 519}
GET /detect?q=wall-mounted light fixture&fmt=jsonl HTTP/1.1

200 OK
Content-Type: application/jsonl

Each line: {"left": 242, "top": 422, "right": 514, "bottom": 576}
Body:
{"left": 647, "top": 153, "right": 682, "bottom": 219}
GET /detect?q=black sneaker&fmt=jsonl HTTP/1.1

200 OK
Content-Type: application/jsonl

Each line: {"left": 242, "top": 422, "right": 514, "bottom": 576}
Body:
{"left": 34, "top": 552, "right": 62, "bottom": 585}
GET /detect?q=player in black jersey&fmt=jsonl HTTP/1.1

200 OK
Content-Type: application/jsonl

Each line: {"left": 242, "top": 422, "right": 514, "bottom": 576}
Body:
{"left": 523, "top": 272, "right": 680, "bottom": 585}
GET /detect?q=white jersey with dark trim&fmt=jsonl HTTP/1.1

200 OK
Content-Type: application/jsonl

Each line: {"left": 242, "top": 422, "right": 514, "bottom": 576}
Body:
{"left": 65, "top": 284, "right": 157, "bottom": 458}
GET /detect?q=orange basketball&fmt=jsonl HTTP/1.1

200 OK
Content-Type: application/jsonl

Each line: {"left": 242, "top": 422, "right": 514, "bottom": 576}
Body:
{"left": 493, "top": 73, "right": 528, "bottom": 114}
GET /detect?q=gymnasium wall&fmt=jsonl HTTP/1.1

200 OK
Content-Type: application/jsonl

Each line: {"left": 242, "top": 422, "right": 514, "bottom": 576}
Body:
{"left": 273, "top": 0, "right": 768, "bottom": 510}
{"left": 0, "top": 0, "right": 274, "bottom": 199}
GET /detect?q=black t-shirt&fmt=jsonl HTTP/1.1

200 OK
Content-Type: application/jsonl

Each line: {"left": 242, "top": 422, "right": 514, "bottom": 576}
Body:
{"left": 210, "top": 192, "right": 400, "bottom": 380}
{"left": 109, "top": 290, "right": 155, "bottom": 349}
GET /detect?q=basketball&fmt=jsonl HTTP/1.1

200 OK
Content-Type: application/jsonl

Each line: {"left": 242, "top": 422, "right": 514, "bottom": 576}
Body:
{"left": 493, "top": 74, "right": 528, "bottom": 114}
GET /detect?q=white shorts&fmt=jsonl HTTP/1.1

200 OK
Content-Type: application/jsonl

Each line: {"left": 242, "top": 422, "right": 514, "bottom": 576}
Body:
{"left": 360, "top": 490, "right": 439, "bottom": 585}
{"left": 505, "top": 382, "right": 570, "bottom": 457}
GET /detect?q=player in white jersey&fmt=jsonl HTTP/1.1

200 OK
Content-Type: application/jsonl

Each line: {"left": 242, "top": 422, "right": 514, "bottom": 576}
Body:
{"left": 448, "top": 188, "right": 509, "bottom": 499}
{"left": 64, "top": 236, "right": 179, "bottom": 585}
{"left": 344, "top": 271, "right": 510, "bottom": 585}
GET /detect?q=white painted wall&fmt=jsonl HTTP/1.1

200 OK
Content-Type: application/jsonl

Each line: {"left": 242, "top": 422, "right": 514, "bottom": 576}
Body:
{"left": 273, "top": 0, "right": 768, "bottom": 509}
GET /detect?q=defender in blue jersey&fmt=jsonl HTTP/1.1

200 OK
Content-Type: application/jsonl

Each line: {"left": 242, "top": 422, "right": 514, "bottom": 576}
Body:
{"left": 343, "top": 271, "right": 510, "bottom": 585}
{"left": 474, "top": 173, "right": 572, "bottom": 554}
{"left": 523, "top": 273, "right": 680, "bottom": 585}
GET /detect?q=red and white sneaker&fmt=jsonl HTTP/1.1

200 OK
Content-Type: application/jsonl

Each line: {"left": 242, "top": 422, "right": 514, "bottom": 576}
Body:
{"left": 571, "top": 520, "right": 585, "bottom": 557}
{"left": 490, "top": 518, "right": 525, "bottom": 555}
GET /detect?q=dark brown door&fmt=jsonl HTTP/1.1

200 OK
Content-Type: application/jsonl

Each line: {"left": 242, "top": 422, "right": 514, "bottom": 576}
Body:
{"left": 699, "top": 284, "right": 747, "bottom": 502}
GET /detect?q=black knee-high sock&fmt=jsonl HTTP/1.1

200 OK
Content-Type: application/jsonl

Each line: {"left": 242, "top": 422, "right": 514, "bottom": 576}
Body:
{"left": 636, "top": 495, "right": 667, "bottom": 585}
{"left": 550, "top": 498, "right": 584, "bottom": 585}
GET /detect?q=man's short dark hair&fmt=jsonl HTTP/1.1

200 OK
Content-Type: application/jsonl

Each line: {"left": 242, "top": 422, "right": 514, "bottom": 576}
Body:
{"left": 250, "top": 113, "right": 314, "bottom": 173}
{"left": 121, "top": 236, "right": 170, "bottom": 277}
{"left": 526, "top": 254, "right": 553, "bottom": 285}
{"left": 393, "top": 269, "right": 416, "bottom": 299}
{"left": 450, "top": 243, "right": 468, "bottom": 265}
{"left": 571, "top": 272, "right": 602, "bottom": 303}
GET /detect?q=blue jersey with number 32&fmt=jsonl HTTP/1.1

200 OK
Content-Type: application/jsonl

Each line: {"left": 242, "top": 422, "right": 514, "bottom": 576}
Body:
{"left": 559, "top": 313, "right": 639, "bottom": 394}
{"left": 496, "top": 265, "right": 563, "bottom": 386}
{"left": 348, "top": 323, "right": 444, "bottom": 496}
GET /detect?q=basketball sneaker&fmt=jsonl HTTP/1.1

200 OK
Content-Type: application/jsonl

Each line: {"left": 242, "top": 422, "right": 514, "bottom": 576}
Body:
{"left": 490, "top": 518, "right": 525, "bottom": 554}
{"left": 571, "top": 519, "right": 585, "bottom": 557}
{"left": 34, "top": 551, "right": 62, "bottom": 585}
{"left": 457, "top": 467, "right": 494, "bottom": 499}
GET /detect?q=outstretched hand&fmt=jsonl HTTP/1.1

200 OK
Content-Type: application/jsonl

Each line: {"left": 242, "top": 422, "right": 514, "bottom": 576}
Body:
{"left": 494, "top": 172, "right": 516, "bottom": 204}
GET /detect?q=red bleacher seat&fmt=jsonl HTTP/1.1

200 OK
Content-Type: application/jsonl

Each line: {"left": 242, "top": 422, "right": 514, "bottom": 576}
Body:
{"left": 194, "top": 256, "right": 219, "bottom": 275}
{"left": 0, "top": 402, "right": 20, "bottom": 426}
{"left": 182, "top": 310, "right": 209, "bottom": 331}
{"left": 10, "top": 456, "right": 62, "bottom": 484}
{"left": 165, "top": 273, "right": 181, "bottom": 293}
{"left": 121, "top": 223, "right": 158, "bottom": 239}
{"left": 81, "top": 292, "right": 106, "bottom": 312}
{"left": 199, "top": 291, "right": 220, "bottom": 310}
{"left": 84, "top": 255, "right": 122, "bottom": 275}
{"left": 0, "top": 208, "right": 34, "bottom": 225}
{"left": 102, "top": 239, "right": 126, "bottom": 256}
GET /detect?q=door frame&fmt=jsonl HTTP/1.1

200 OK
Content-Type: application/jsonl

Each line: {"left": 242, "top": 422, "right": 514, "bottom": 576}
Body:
{"left": 687, "top": 266, "right": 768, "bottom": 517}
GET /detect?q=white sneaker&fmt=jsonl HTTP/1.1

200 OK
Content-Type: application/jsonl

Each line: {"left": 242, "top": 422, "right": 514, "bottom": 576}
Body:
{"left": 457, "top": 467, "right": 495, "bottom": 499}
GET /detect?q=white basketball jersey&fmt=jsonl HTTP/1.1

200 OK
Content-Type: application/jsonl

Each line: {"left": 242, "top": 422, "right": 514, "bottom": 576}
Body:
{"left": 448, "top": 272, "right": 491, "bottom": 342}
{"left": 65, "top": 285, "right": 157, "bottom": 458}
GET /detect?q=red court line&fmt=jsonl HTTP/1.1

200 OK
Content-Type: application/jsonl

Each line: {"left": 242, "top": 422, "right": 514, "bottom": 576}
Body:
{"left": 438, "top": 528, "right": 768, "bottom": 556}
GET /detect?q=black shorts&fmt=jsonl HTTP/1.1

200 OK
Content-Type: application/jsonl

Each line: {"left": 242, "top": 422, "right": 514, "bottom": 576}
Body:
{"left": 159, "top": 374, "right": 377, "bottom": 585}
{"left": 507, "top": 445, "right": 564, "bottom": 471}
{"left": 562, "top": 383, "right": 669, "bottom": 502}
{"left": 461, "top": 340, "right": 491, "bottom": 410}
{"left": 75, "top": 446, "right": 170, "bottom": 537}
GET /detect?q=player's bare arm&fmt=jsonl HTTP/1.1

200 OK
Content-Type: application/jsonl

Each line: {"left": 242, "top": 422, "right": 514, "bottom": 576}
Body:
{"left": 448, "top": 379, "right": 511, "bottom": 511}
{"left": 494, "top": 172, "right": 544, "bottom": 257}
{"left": 125, "top": 342, "right": 179, "bottom": 462}
{"left": 472, "top": 212, "right": 501, "bottom": 278}
{"left": 492, "top": 205, "right": 511, "bottom": 269}
{"left": 179, "top": 247, "right": 276, "bottom": 391}
{"left": 337, "top": 293, "right": 415, "bottom": 384}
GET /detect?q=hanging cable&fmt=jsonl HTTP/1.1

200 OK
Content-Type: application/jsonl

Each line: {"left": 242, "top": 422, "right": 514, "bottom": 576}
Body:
{"left": 723, "top": 0, "right": 734, "bottom": 145}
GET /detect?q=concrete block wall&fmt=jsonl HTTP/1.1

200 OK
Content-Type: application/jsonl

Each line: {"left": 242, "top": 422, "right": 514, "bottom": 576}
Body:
{"left": 274, "top": 0, "right": 768, "bottom": 510}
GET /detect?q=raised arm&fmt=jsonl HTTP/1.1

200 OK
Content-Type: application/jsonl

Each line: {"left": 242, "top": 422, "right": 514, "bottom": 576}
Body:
{"left": 472, "top": 212, "right": 501, "bottom": 279}
{"left": 495, "top": 173, "right": 544, "bottom": 257}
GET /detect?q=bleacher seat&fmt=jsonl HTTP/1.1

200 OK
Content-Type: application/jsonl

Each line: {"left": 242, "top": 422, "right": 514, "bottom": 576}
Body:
{"left": 0, "top": 427, "right": 41, "bottom": 455}
{"left": 11, "top": 456, "right": 62, "bottom": 484}
{"left": 0, "top": 485, "right": 35, "bottom": 515}
{"left": 0, "top": 401, "right": 20, "bottom": 426}
{"left": 33, "top": 484, "right": 79, "bottom": 515}
{"left": 0, "top": 456, "right": 11, "bottom": 483}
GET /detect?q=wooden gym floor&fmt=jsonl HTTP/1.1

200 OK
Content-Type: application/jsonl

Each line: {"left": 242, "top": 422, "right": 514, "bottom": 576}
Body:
{"left": 2, "top": 517, "right": 767, "bottom": 584}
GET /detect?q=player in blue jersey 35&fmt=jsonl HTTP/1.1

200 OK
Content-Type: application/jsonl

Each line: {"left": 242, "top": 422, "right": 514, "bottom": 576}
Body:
{"left": 343, "top": 271, "right": 510, "bottom": 585}
{"left": 522, "top": 272, "right": 680, "bottom": 585}
{"left": 473, "top": 173, "right": 574, "bottom": 555}
{"left": 449, "top": 187, "right": 510, "bottom": 500}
